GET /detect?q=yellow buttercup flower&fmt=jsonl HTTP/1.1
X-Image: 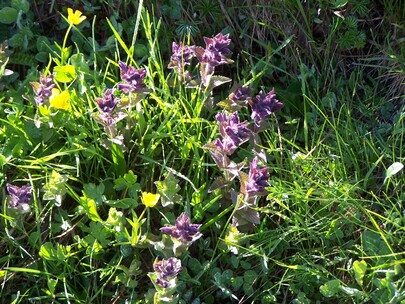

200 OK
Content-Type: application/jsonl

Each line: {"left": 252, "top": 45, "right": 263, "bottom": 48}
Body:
{"left": 50, "top": 88, "right": 71, "bottom": 110}
{"left": 67, "top": 8, "right": 86, "bottom": 25}
{"left": 141, "top": 192, "right": 160, "bottom": 208}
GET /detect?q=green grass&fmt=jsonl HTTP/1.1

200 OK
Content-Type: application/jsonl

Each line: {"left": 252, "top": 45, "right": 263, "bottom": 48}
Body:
{"left": 0, "top": 0, "right": 404, "bottom": 303}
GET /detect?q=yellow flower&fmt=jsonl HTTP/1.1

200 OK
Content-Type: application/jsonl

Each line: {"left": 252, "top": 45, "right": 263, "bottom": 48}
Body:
{"left": 141, "top": 192, "right": 160, "bottom": 208}
{"left": 50, "top": 89, "right": 71, "bottom": 110}
{"left": 67, "top": 8, "right": 86, "bottom": 25}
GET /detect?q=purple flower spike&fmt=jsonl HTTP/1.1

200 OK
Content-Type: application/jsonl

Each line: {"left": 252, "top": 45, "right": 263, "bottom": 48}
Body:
{"left": 117, "top": 61, "right": 147, "bottom": 94}
{"left": 214, "top": 112, "right": 250, "bottom": 155}
{"left": 160, "top": 212, "right": 202, "bottom": 246}
{"left": 95, "top": 89, "right": 119, "bottom": 114}
{"left": 30, "top": 73, "right": 56, "bottom": 106}
{"left": 6, "top": 183, "right": 32, "bottom": 208}
{"left": 249, "top": 89, "right": 284, "bottom": 126}
{"left": 153, "top": 257, "right": 182, "bottom": 288}
{"left": 246, "top": 157, "right": 270, "bottom": 194}
{"left": 168, "top": 42, "right": 195, "bottom": 71}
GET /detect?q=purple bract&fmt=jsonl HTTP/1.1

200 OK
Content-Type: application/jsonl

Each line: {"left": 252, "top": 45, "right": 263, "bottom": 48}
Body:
{"left": 168, "top": 42, "right": 195, "bottom": 71}
{"left": 153, "top": 257, "right": 182, "bottom": 288}
{"left": 214, "top": 112, "right": 250, "bottom": 155}
{"left": 229, "top": 85, "right": 251, "bottom": 103}
{"left": 246, "top": 157, "right": 270, "bottom": 194}
{"left": 117, "top": 61, "right": 147, "bottom": 94}
{"left": 6, "top": 183, "right": 32, "bottom": 208}
{"left": 160, "top": 212, "right": 202, "bottom": 245}
{"left": 30, "top": 73, "right": 56, "bottom": 106}
{"left": 249, "top": 89, "right": 284, "bottom": 126}
{"left": 95, "top": 89, "right": 119, "bottom": 114}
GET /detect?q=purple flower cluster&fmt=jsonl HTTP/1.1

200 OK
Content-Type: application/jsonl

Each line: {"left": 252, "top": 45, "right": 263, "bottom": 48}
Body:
{"left": 95, "top": 89, "right": 119, "bottom": 114}
{"left": 229, "top": 85, "right": 251, "bottom": 104}
{"left": 160, "top": 212, "right": 202, "bottom": 246}
{"left": 214, "top": 111, "right": 250, "bottom": 155}
{"left": 168, "top": 32, "right": 233, "bottom": 87}
{"left": 249, "top": 89, "right": 284, "bottom": 127}
{"left": 95, "top": 89, "right": 124, "bottom": 129}
{"left": 117, "top": 61, "right": 147, "bottom": 94}
{"left": 168, "top": 42, "right": 195, "bottom": 72}
{"left": 30, "top": 73, "right": 56, "bottom": 106}
{"left": 153, "top": 257, "right": 182, "bottom": 288}
{"left": 246, "top": 157, "right": 270, "bottom": 195}
{"left": 6, "top": 183, "right": 32, "bottom": 208}
{"left": 200, "top": 33, "right": 232, "bottom": 67}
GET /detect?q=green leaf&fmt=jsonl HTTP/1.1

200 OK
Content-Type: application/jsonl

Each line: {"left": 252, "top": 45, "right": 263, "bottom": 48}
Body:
{"left": 332, "top": 0, "right": 348, "bottom": 9}
{"left": 83, "top": 183, "right": 105, "bottom": 204}
{"left": 114, "top": 170, "right": 141, "bottom": 202}
{"left": 70, "top": 53, "right": 90, "bottom": 74}
{"left": 36, "top": 36, "right": 51, "bottom": 52}
{"left": 47, "top": 278, "right": 58, "bottom": 294}
{"left": 53, "top": 65, "right": 77, "bottom": 83}
{"left": 39, "top": 242, "right": 56, "bottom": 261}
{"left": 0, "top": 7, "right": 18, "bottom": 24}
{"left": 86, "top": 199, "right": 102, "bottom": 222}
{"left": 243, "top": 270, "right": 257, "bottom": 284}
{"left": 208, "top": 75, "right": 232, "bottom": 90}
{"left": 11, "top": 0, "right": 29, "bottom": 13}
{"left": 320, "top": 279, "right": 341, "bottom": 297}
{"left": 353, "top": 260, "right": 367, "bottom": 287}
{"left": 231, "top": 276, "right": 243, "bottom": 290}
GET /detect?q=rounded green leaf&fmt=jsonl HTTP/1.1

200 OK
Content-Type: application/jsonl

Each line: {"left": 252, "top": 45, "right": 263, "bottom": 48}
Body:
{"left": 353, "top": 260, "right": 367, "bottom": 287}
{"left": 0, "top": 7, "right": 18, "bottom": 24}
{"left": 54, "top": 65, "right": 77, "bottom": 83}
{"left": 320, "top": 279, "right": 341, "bottom": 297}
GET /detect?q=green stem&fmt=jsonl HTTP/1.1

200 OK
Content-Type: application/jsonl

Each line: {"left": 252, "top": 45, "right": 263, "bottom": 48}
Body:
{"left": 61, "top": 24, "right": 73, "bottom": 65}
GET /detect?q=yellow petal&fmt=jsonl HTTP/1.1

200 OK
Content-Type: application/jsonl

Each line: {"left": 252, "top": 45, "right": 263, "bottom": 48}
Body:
{"left": 50, "top": 89, "right": 71, "bottom": 110}
{"left": 67, "top": 8, "right": 86, "bottom": 25}
{"left": 141, "top": 192, "right": 160, "bottom": 208}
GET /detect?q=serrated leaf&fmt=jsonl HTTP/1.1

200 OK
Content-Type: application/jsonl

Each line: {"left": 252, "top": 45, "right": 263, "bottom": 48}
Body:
{"left": 208, "top": 75, "right": 232, "bottom": 90}
{"left": 54, "top": 65, "right": 76, "bottom": 82}
{"left": 353, "top": 260, "right": 367, "bottom": 286}
{"left": 155, "top": 172, "right": 182, "bottom": 207}
{"left": 0, "top": 7, "right": 18, "bottom": 24}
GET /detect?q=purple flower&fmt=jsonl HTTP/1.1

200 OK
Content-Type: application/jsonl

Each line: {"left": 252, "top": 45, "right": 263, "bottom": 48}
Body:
{"left": 246, "top": 157, "right": 270, "bottom": 194}
{"left": 204, "top": 33, "right": 232, "bottom": 56}
{"left": 6, "top": 183, "right": 32, "bottom": 208}
{"left": 168, "top": 42, "right": 195, "bottom": 71}
{"left": 95, "top": 89, "right": 119, "bottom": 114}
{"left": 117, "top": 61, "right": 147, "bottom": 94}
{"left": 160, "top": 212, "right": 202, "bottom": 245}
{"left": 214, "top": 112, "right": 250, "bottom": 155}
{"left": 153, "top": 257, "right": 182, "bottom": 288}
{"left": 30, "top": 73, "right": 56, "bottom": 105}
{"left": 200, "top": 33, "right": 231, "bottom": 67}
{"left": 229, "top": 85, "right": 251, "bottom": 103}
{"left": 249, "top": 89, "right": 284, "bottom": 126}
